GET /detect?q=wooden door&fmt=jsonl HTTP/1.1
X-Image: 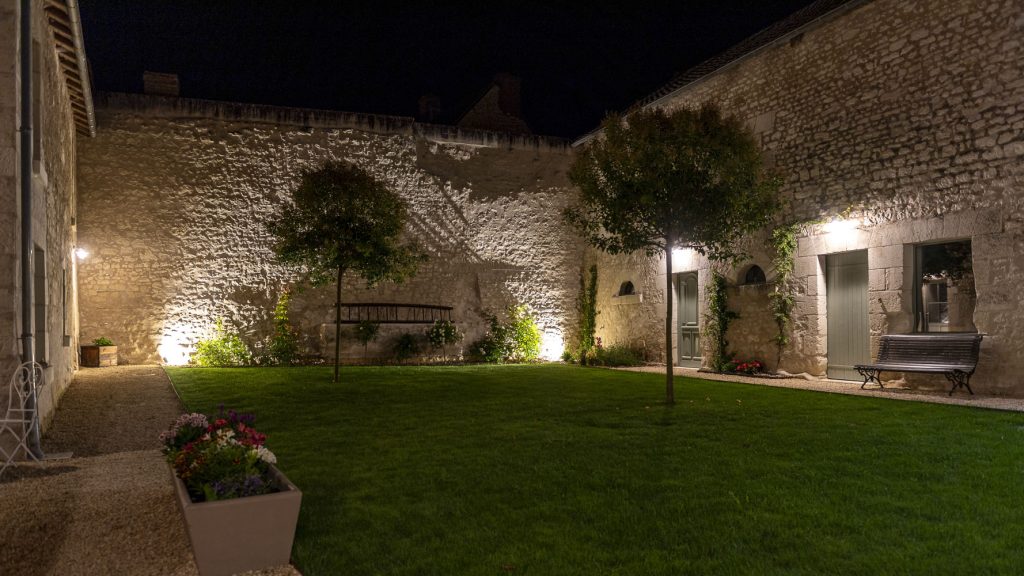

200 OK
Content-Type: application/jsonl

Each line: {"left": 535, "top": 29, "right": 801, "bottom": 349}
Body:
{"left": 677, "top": 273, "right": 701, "bottom": 367}
{"left": 826, "top": 250, "right": 869, "bottom": 380}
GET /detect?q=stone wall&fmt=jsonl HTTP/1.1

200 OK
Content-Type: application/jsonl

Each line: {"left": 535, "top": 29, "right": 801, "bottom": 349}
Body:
{"left": 591, "top": 0, "right": 1024, "bottom": 393}
{"left": 77, "top": 93, "right": 583, "bottom": 365}
{"left": 0, "top": 0, "right": 83, "bottom": 430}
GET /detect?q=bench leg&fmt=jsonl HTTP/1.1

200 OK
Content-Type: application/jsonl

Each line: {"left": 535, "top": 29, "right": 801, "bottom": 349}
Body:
{"left": 857, "top": 367, "right": 883, "bottom": 390}
{"left": 944, "top": 371, "right": 974, "bottom": 396}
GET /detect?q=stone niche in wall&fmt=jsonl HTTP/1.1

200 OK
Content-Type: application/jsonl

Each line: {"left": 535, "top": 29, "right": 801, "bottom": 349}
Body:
{"left": 609, "top": 280, "right": 643, "bottom": 306}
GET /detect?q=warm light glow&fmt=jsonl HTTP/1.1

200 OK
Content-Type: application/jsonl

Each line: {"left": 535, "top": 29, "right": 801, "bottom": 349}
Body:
{"left": 823, "top": 217, "right": 858, "bottom": 234}
{"left": 540, "top": 329, "right": 564, "bottom": 361}
{"left": 74, "top": 247, "right": 89, "bottom": 260}
{"left": 158, "top": 327, "right": 194, "bottom": 365}
{"left": 672, "top": 247, "right": 697, "bottom": 270}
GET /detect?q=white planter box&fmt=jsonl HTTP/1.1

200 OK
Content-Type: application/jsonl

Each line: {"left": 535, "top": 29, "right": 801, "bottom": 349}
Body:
{"left": 171, "top": 464, "right": 302, "bottom": 576}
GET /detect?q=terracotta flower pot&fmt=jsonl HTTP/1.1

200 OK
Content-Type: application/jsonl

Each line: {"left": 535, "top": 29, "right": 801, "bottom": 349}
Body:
{"left": 80, "top": 345, "right": 117, "bottom": 367}
{"left": 171, "top": 465, "right": 302, "bottom": 576}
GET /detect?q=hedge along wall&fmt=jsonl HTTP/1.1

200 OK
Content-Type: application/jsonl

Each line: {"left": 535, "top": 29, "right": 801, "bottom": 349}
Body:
{"left": 76, "top": 93, "right": 583, "bottom": 364}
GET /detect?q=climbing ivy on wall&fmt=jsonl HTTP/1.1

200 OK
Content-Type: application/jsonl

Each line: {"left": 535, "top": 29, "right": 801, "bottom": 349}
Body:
{"left": 704, "top": 270, "right": 739, "bottom": 372}
{"left": 576, "top": 264, "right": 599, "bottom": 364}
{"left": 768, "top": 224, "right": 800, "bottom": 367}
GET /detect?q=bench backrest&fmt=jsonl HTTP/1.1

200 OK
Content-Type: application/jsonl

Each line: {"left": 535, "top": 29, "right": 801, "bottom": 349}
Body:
{"left": 877, "top": 334, "right": 983, "bottom": 368}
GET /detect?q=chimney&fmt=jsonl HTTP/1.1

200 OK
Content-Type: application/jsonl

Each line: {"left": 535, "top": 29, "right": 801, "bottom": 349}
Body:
{"left": 493, "top": 73, "right": 521, "bottom": 117}
{"left": 418, "top": 94, "right": 441, "bottom": 123}
{"left": 143, "top": 71, "right": 180, "bottom": 97}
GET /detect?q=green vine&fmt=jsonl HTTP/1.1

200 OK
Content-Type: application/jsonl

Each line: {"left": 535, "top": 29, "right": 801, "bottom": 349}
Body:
{"left": 704, "top": 270, "right": 739, "bottom": 372}
{"left": 768, "top": 224, "right": 799, "bottom": 367}
{"left": 576, "top": 264, "right": 599, "bottom": 364}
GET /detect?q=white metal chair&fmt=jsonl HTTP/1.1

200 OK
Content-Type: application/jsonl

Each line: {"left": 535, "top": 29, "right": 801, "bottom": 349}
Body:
{"left": 0, "top": 361, "right": 46, "bottom": 478}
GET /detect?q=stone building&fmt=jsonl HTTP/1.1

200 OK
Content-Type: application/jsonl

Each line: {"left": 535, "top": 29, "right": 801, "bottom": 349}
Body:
{"left": 4, "top": 0, "right": 1024, "bottom": 438}
{"left": 581, "top": 0, "right": 1024, "bottom": 392}
{"left": 1, "top": 0, "right": 93, "bottom": 442}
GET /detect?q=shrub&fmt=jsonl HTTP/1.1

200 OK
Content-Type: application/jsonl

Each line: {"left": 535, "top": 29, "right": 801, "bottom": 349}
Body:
{"left": 192, "top": 319, "right": 252, "bottom": 367}
{"left": 259, "top": 290, "right": 299, "bottom": 366}
{"left": 591, "top": 344, "right": 644, "bottom": 367}
{"left": 353, "top": 320, "right": 381, "bottom": 357}
{"left": 426, "top": 319, "right": 463, "bottom": 361}
{"left": 92, "top": 336, "right": 114, "bottom": 346}
{"left": 467, "top": 305, "right": 542, "bottom": 363}
{"left": 560, "top": 350, "right": 578, "bottom": 363}
{"left": 393, "top": 332, "right": 420, "bottom": 361}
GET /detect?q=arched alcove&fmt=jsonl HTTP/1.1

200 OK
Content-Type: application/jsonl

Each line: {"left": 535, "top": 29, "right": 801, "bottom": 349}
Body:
{"left": 742, "top": 265, "right": 767, "bottom": 286}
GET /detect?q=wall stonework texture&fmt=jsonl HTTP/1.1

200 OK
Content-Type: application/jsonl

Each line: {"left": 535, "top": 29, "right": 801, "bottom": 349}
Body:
{"left": 77, "top": 94, "right": 583, "bottom": 365}
{"left": 591, "top": 0, "right": 1024, "bottom": 393}
{"left": 1, "top": 0, "right": 82, "bottom": 433}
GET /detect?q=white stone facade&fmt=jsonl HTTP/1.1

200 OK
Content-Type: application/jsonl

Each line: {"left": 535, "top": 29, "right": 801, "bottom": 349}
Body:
{"left": 590, "top": 0, "right": 1024, "bottom": 393}
{"left": 1, "top": 0, "right": 84, "bottom": 430}
{"left": 76, "top": 94, "right": 583, "bottom": 365}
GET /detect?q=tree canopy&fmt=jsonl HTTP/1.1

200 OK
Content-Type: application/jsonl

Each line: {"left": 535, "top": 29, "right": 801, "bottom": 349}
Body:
{"left": 566, "top": 104, "right": 780, "bottom": 262}
{"left": 270, "top": 161, "right": 424, "bottom": 287}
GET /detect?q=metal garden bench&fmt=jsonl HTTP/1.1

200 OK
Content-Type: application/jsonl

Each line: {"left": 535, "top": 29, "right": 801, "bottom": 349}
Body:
{"left": 854, "top": 333, "right": 983, "bottom": 396}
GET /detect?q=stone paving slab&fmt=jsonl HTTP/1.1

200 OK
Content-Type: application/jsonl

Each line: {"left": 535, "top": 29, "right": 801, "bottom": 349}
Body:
{"left": 618, "top": 365, "right": 1024, "bottom": 412}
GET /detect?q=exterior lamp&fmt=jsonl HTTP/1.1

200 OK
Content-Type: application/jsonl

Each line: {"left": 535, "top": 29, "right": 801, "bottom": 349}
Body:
{"left": 74, "top": 247, "right": 89, "bottom": 260}
{"left": 823, "top": 217, "right": 858, "bottom": 235}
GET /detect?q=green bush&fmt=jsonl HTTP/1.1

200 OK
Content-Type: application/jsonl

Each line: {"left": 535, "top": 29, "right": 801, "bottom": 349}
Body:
{"left": 259, "top": 290, "right": 299, "bottom": 366}
{"left": 192, "top": 319, "right": 252, "bottom": 367}
{"left": 353, "top": 320, "right": 381, "bottom": 357}
{"left": 467, "top": 305, "right": 542, "bottom": 363}
{"left": 92, "top": 336, "right": 114, "bottom": 346}
{"left": 591, "top": 344, "right": 644, "bottom": 367}
{"left": 426, "top": 319, "right": 463, "bottom": 361}
{"left": 393, "top": 333, "right": 420, "bottom": 361}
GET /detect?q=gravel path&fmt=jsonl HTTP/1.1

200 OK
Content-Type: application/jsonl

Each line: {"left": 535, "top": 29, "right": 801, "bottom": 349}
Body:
{"left": 0, "top": 366, "right": 300, "bottom": 576}
{"left": 618, "top": 365, "right": 1024, "bottom": 412}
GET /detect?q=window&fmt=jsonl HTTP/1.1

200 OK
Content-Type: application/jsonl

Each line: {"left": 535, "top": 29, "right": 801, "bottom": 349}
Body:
{"left": 617, "top": 281, "right": 635, "bottom": 297}
{"left": 34, "top": 247, "right": 47, "bottom": 363}
{"left": 914, "top": 240, "right": 975, "bottom": 333}
{"left": 743, "top": 265, "right": 767, "bottom": 285}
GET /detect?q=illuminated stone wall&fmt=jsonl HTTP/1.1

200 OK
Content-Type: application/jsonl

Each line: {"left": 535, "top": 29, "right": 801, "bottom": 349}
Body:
{"left": 76, "top": 93, "right": 582, "bottom": 364}
{"left": 591, "top": 0, "right": 1024, "bottom": 392}
{"left": 0, "top": 0, "right": 82, "bottom": 429}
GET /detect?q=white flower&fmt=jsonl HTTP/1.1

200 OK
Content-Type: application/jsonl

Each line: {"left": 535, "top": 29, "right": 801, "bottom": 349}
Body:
{"left": 256, "top": 445, "right": 277, "bottom": 465}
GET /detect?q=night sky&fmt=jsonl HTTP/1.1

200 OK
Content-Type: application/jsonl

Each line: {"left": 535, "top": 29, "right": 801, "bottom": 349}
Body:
{"left": 79, "top": 1, "right": 818, "bottom": 138}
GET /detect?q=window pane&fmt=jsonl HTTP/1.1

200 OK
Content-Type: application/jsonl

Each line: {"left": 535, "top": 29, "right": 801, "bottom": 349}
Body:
{"left": 917, "top": 240, "right": 975, "bottom": 333}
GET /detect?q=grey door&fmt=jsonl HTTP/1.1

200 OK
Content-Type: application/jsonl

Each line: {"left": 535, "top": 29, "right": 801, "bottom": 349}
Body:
{"left": 677, "top": 272, "right": 701, "bottom": 367}
{"left": 826, "top": 250, "right": 869, "bottom": 380}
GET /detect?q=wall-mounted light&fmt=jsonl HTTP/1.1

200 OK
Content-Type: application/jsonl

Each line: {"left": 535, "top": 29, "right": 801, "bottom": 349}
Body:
{"left": 823, "top": 217, "right": 859, "bottom": 235}
{"left": 74, "top": 247, "right": 89, "bottom": 260}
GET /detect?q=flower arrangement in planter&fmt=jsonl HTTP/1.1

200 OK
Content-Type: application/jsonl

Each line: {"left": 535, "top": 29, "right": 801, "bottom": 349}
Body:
{"left": 81, "top": 336, "right": 117, "bottom": 367}
{"left": 160, "top": 407, "right": 301, "bottom": 576}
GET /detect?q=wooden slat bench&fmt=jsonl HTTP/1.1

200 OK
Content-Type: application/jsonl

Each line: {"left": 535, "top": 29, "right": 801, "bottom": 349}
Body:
{"left": 854, "top": 333, "right": 984, "bottom": 396}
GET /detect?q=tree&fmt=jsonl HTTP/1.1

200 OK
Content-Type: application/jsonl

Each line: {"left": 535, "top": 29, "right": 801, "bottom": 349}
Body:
{"left": 565, "top": 104, "right": 781, "bottom": 404}
{"left": 269, "top": 162, "right": 424, "bottom": 382}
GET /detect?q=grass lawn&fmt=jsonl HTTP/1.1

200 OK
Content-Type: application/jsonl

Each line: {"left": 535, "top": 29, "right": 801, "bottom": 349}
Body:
{"left": 165, "top": 364, "right": 1024, "bottom": 575}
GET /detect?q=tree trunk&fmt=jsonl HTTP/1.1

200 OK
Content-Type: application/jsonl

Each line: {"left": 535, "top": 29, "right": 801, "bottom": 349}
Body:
{"left": 334, "top": 266, "right": 344, "bottom": 383}
{"left": 664, "top": 240, "right": 675, "bottom": 404}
